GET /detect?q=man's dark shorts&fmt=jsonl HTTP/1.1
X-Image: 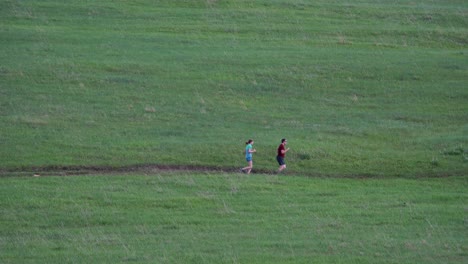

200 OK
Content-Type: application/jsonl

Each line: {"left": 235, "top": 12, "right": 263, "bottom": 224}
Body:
{"left": 276, "top": 156, "right": 285, "bottom": 166}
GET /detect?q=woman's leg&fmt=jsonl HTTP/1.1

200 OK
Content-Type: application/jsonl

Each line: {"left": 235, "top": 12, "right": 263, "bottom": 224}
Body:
{"left": 246, "top": 161, "right": 253, "bottom": 174}
{"left": 242, "top": 160, "right": 253, "bottom": 174}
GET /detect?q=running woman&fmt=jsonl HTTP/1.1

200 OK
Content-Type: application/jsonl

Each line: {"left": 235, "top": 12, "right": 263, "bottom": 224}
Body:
{"left": 241, "top": 139, "right": 256, "bottom": 174}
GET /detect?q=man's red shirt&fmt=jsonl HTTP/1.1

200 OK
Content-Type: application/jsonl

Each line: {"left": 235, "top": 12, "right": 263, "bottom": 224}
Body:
{"left": 277, "top": 144, "right": 285, "bottom": 157}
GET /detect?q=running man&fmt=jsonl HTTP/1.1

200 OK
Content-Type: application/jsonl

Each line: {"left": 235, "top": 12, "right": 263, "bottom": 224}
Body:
{"left": 277, "top": 138, "right": 290, "bottom": 173}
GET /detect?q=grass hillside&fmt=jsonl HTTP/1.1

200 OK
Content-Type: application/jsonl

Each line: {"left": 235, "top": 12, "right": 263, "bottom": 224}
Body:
{"left": 1, "top": 0, "right": 467, "bottom": 176}
{"left": 1, "top": 173, "right": 466, "bottom": 263}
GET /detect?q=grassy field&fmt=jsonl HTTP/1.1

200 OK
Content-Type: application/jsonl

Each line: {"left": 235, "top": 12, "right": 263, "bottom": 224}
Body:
{"left": 1, "top": 1, "right": 467, "bottom": 263}
{"left": 0, "top": 173, "right": 466, "bottom": 263}
{"left": 1, "top": 0, "right": 467, "bottom": 176}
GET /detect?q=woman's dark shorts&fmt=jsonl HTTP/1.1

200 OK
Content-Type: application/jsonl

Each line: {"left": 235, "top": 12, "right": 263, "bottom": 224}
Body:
{"left": 276, "top": 156, "right": 285, "bottom": 166}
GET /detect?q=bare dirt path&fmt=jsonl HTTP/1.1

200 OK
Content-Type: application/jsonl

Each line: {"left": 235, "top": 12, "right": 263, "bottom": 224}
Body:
{"left": 0, "top": 164, "right": 273, "bottom": 177}
{"left": 1, "top": 165, "right": 456, "bottom": 178}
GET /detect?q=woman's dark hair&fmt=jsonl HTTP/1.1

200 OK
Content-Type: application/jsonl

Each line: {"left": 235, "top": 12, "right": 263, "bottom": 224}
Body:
{"left": 246, "top": 139, "right": 253, "bottom": 145}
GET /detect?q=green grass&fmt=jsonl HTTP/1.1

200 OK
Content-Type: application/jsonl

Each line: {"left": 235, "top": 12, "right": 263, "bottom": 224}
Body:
{"left": 1, "top": 2, "right": 467, "bottom": 263}
{"left": 1, "top": 0, "right": 467, "bottom": 176}
{"left": 0, "top": 173, "right": 466, "bottom": 263}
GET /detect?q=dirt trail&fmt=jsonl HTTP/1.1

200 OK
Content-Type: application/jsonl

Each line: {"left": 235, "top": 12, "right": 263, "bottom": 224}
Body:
{"left": 0, "top": 164, "right": 275, "bottom": 177}
{"left": 1, "top": 165, "right": 457, "bottom": 178}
